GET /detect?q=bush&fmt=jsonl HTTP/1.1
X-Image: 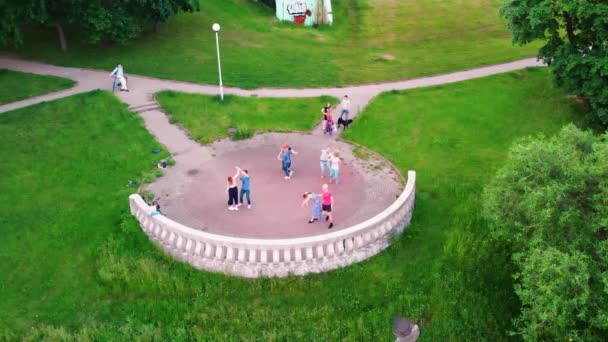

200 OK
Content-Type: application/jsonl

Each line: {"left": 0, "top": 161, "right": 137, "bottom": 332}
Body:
{"left": 483, "top": 124, "right": 608, "bottom": 340}
{"left": 139, "top": 189, "right": 155, "bottom": 202}
{"left": 141, "top": 172, "right": 156, "bottom": 184}
{"left": 256, "top": 0, "right": 276, "bottom": 8}
{"left": 231, "top": 127, "right": 253, "bottom": 141}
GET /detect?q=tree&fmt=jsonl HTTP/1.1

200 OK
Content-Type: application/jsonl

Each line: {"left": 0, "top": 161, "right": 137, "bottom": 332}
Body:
{"left": 258, "top": 0, "right": 276, "bottom": 8}
{"left": 0, "top": 0, "right": 46, "bottom": 47}
{"left": 0, "top": 0, "right": 200, "bottom": 51}
{"left": 483, "top": 124, "right": 608, "bottom": 339}
{"left": 135, "top": 0, "right": 200, "bottom": 33}
{"left": 514, "top": 247, "right": 590, "bottom": 340}
{"left": 501, "top": 0, "right": 608, "bottom": 127}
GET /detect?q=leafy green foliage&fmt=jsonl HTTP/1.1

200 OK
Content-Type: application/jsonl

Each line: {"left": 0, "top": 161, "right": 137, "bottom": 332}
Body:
{"left": 0, "top": 0, "right": 200, "bottom": 49}
{"left": 257, "top": 0, "right": 276, "bottom": 8}
{"left": 0, "top": 0, "right": 45, "bottom": 47}
{"left": 501, "top": 0, "right": 608, "bottom": 127}
{"left": 514, "top": 247, "right": 590, "bottom": 340}
{"left": 483, "top": 124, "right": 608, "bottom": 340}
{"left": 231, "top": 126, "right": 253, "bottom": 141}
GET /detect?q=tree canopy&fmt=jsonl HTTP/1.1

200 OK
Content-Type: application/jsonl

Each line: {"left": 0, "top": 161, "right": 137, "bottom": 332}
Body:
{"left": 0, "top": 0, "right": 200, "bottom": 51}
{"left": 501, "top": 0, "right": 608, "bottom": 127}
{"left": 483, "top": 124, "right": 608, "bottom": 340}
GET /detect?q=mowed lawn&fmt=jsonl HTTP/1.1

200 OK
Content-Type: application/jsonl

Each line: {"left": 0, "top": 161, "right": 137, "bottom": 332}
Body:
{"left": 0, "top": 91, "right": 167, "bottom": 334}
{"left": 7, "top": 0, "right": 537, "bottom": 88}
{"left": 0, "top": 68, "right": 583, "bottom": 340}
{"left": 342, "top": 68, "right": 582, "bottom": 339}
{"left": 0, "top": 69, "right": 74, "bottom": 104}
{"left": 156, "top": 91, "right": 335, "bottom": 143}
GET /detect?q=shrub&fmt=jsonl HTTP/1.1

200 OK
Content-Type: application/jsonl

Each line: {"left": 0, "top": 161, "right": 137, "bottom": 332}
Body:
{"left": 139, "top": 189, "right": 155, "bottom": 202}
{"left": 483, "top": 124, "right": 608, "bottom": 340}
{"left": 141, "top": 172, "right": 156, "bottom": 184}
{"left": 256, "top": 0, "right": 276, "bottom": 8}
{"left": 231, "top": 127, "right": 253, "bottom": 141}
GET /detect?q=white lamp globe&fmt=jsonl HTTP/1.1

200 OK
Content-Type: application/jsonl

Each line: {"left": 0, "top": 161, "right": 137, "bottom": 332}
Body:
{"left": 212, "top": 23, "right": 220, "bottom": 32}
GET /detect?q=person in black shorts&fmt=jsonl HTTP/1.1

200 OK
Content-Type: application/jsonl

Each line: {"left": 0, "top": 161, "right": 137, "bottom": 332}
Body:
{"left": 226, "top": 169, "right": 240, "bottom": 211}
{"left": 321, "top": 183, "right": 334, "bottom": 229}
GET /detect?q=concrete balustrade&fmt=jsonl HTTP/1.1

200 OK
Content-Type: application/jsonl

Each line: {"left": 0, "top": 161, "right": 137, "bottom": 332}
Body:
{"left": 130, "top": 170, "right": 416, "bottom": 278}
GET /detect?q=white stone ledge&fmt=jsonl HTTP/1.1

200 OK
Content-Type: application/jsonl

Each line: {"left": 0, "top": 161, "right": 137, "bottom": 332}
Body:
{"left": 130, "top": 170, "right": 416, "bottom": 277}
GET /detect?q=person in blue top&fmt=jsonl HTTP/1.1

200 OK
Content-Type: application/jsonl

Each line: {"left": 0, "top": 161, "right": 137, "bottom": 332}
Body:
{"left": 109, "top": 63, "right": 129, "bottom": 92}
{"left": 277, "top": 144, "right": 298, "bottom": 180}
{"left": 235, "top": 167, "right": 252, "bottom": 209}
{"left": 302, "top": 192, "right": 322, "bottom": 223}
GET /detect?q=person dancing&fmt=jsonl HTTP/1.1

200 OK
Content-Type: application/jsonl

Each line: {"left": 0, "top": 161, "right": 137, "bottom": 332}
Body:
{"left": 277, "top": 144, "right": 298, "bottom": 179}
{"left": 302, "top": 192, "right": 322, "bottom": 223}
{"left": 226, "top": 168, "right": 240, "bottom": 211}
{"left": 321, "top": 184, "right": 334, "bottom": 229}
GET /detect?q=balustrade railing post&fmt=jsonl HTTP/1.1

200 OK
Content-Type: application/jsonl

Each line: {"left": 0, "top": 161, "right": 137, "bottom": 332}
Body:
{"left": 129, "top": 168, "right": 416, "bottom": 277}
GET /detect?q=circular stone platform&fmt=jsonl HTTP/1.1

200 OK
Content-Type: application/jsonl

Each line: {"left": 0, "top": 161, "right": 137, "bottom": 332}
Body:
{"left": 148, "top": 133, "right": 403, "bottom": 239}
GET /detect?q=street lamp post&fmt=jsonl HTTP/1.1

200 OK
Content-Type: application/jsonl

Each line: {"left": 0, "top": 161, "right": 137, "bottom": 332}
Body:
{"left": 212, "top": 23, "right": 224, "bottom": 101}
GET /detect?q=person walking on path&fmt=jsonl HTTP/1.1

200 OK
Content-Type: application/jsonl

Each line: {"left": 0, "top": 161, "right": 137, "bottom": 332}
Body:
{"left": 322, "top": 102, "right": 332, "bottom": 121}
{"left": 340, "top": 95, "right": 350, "bottom": 121}
{"left": 329, "top": 151, "right": 341, "bottom": 184}
{"left": 320, "top": 147, "right": 331, "bottom": 179}
{"left": 324, "top": 110, "right": 335, "bottom": 135}
{"left": 236, "top": 167, "right": 252, "bottom": 209}
{"left": 277, "top": 144, "right": 298, "bottom": 179}
{"left": 321, "top": 184, "right": 334, "bottom": 229}
{"left": 226, "top": 169, "right": 240, "bottom": 211}
{"left": 321, "top": 102, "right": 333, "bottom": 132}
{"left": 109, "top": 63, "right": 129, "bottom": 92}
{"left": 301, "top": 192, "right": 322, "bottom": 223}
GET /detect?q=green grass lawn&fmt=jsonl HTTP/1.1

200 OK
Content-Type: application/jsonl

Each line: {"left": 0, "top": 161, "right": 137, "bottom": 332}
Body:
{"left": 6, "top": 0, "right": 538, "bottom": 88}
{"left": 0, "top": 69, "right": 582, "bottom": 340}
{"left": 0, "top": 69, "right": 74, "bottom": 104}
{"left": 0, "top": 91, "right": 167, "bottom": 335}
{"left": 156, "top": 91, "right": 335, "bottom": 143}
{"left": 342, "top": 67, "right": 582, "bottom": 340}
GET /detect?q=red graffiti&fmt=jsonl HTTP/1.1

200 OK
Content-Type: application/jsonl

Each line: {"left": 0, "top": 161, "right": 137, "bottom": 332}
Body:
{"left": 287, "top": 2, "right": 312, "bottom": 25}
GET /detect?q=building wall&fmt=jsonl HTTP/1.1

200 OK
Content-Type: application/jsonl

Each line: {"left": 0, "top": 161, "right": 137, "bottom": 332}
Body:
{"left": 275, "top": 0, "right": 333, "bottom": 26}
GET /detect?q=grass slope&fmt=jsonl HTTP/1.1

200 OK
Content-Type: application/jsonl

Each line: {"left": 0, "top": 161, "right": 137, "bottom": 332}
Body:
{"left": 0, "top": 69, "right": 74, "bottom": 104}
{"left": 0, "top": 91, "right": 167, "bottom": 333}
{"left": 156, "top": 91, "right": 335, "bottom": 143}
{"left": 0, "top": 69, "right": 581, "bottom": 340}
{"left": 7, "top": 0, "right": 537, "bottom": 88}
{"left": 342, "top": 67, "right": 582, "bottom": 339}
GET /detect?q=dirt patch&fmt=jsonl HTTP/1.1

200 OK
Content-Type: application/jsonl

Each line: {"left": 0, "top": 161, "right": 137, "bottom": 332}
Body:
{"left": 372, "top": 54, "right": 397, "bottom": 62}
{"left": 564, "top": 94, "right": 590, "bottom": 111}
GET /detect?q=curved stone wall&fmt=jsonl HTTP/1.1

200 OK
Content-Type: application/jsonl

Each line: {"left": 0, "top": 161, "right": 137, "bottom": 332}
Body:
{"left": 129, "top": 170, "right": 416, "bottom": 278}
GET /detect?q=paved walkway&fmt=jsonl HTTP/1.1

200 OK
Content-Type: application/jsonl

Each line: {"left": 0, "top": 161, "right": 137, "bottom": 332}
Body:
{"left": 0, "top": 56, "right": 544, "bottom": 237}
{"left": 149, "top": 133, "right": 403, "bottom": 238}
{"left": 0, "top": 56, "right": 544, "bottom": 134}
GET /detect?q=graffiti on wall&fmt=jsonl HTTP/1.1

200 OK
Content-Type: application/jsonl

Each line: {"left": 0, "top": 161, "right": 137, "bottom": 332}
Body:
{"left": 286, "top": 1, "right": 312, "bottom": 25}
{"left": 276, "top": 0, "right": 332, "bottom": 26}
